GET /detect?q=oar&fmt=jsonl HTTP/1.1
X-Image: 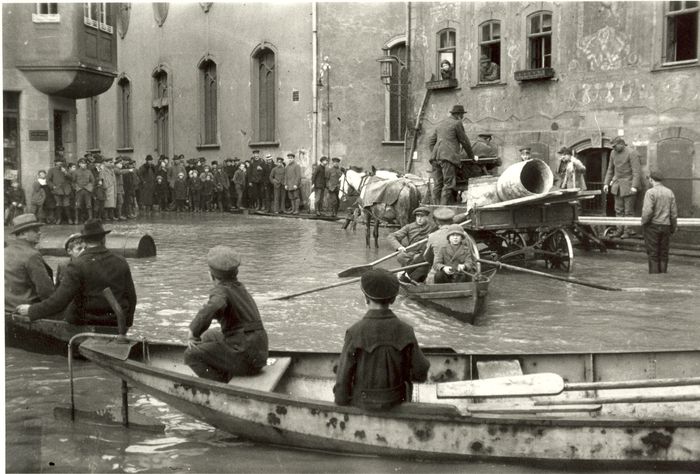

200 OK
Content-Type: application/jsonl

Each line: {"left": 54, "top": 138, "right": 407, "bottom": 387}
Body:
{"left": 476, "top": 259, "right": 622, "bottom": 291}
{"left": 274, "top": 262, "right": 428, "bottom": 301}
{"left": 337, "top": 218, "right": 473, "bottom": 277}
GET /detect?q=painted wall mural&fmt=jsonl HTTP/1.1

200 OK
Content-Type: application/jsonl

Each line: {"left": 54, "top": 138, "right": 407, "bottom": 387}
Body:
{"left": 575, "top": 25, "right": 639, "bottom": 72}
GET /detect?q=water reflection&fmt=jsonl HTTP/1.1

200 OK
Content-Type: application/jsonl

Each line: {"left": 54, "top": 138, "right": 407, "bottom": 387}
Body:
{"left": 8, "top": 214, "right": 700, "bottom": 472}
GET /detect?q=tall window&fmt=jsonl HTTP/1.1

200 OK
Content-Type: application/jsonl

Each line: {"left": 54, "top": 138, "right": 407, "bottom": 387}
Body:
{"left": 153, "top": 70, "right": 169, "bottom": 156}
{"left": 437, "top": 28, "right": 456, "bottom": 80}
{"left": 253, "top": 48, "right": 276, "bottom": 142}
{"left": 480, "top": 21, "right": 501, "bottom": 82}
{"left": 387, "top": 43, "right": 407, "bottom": 142}
{"left": 86, "top": 96, "right": 100, "bottom": 151}
{"left": 200, "top": 59, "right": 218, "bottom": 145}
{"left": 33, "top": 3, "right": 59, "bottom": 22}
{"left": 665, "top": 1, "right": 699, "bottom": 62}
{"left": 83, "top": 3, "right": 113, "bottom": 33}
{"left": 528, "top": 11, "right": 552, "bottom": 69}
{"left": 117, "top": 77, "right": 132, "bottom": 149}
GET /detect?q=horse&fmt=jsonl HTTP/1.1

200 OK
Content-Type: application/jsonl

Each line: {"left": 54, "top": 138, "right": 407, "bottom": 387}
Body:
{"left": 339, "top": 167, "right": 422, "bottom": 248}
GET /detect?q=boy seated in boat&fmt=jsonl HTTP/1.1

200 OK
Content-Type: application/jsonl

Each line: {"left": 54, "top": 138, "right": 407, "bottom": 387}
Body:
{"left": 184, "top": 245, "right": 269, "bottom": 383}
{"left": 55, "top": 233, "right": 85, "bottom": 287}
{"left": 333, "top": 268, "right": 430, "bottom": 410}
{"left": 433, "top": 224, "right": 477, "bottom": 284}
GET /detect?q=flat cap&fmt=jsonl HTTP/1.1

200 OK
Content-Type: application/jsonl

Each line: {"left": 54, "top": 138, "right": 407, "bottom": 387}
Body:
{"left": 649, "top": 169, "right": 664, "bottom": 181}
{"left": 611, "top": 136, "right": 626, "bottom": 145}
{"left": 557, "top": 146, "right": 572, "bottom": 155}
{"left": 361, "top": 268, "right": 399, "bottom": 300}
{"left": 519, "top": 147, "right": 531, "bottom": 152}
{"left": 446, "top": 224, "right": 467, "bottom": 240}
{"left": 413, "top": 206, "right": 431, "bottom": 216}
{"left": 207, "top": 245, "right": 241, "bottom": 272}
{"left": 320, "top": 156, "right": 329, "bottom": 163}
{"left": 331, "top": 157, "right": 341, "bottom": 162}
{"left": 432, "top": 207, "right": 456, "bottom": 221}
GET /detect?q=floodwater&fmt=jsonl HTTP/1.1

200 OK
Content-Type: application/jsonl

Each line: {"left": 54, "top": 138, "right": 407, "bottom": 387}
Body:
{"left": 5, "top": 214, "right": 700, "bottom": 473}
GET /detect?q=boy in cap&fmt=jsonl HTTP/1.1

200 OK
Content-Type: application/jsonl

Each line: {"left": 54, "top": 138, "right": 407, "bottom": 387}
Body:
{"left": 423, "top": 207, "right": 457, "bottom": 267}
{"left": 334, "top": 268, "right": 430, "bottom": 410}
{"left": 55, "top": 233, "right": 85, "bottom": 287}
{"left": 641, "top": 170, "right": 678, "bottom": 274}
{"left": 433, "top": 224, "right": 478, "bottom": 284}
{"left": 387, "top": 206, "right": 437, "bottom": 283}
{"left": 184, "top": 245, "right": 269, "bottom": 383}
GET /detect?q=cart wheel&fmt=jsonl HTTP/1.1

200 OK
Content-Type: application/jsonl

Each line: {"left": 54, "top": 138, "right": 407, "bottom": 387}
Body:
{"left": 501, "top": 230, "right": 527, "bottom": 252}
{"left": 544, "top": 228, "right": 574, "bottom": 273}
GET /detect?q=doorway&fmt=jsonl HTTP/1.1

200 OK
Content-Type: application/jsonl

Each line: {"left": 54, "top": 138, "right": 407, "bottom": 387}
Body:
{"left": 53, "top": 110, "right": 68, "bottom": 162}
{"left": 575, "top": 147, "right": 614, "bottom": 216}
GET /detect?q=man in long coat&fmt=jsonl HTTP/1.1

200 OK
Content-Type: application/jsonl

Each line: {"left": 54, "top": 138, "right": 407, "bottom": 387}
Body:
{"left": 427, "top": 105, "right": 474, "bottom": 205}
{"left": 603, "top": 136, "right": 641, "bottom": 238}
{"left": 326, "top": 157, "right": 344, "bottom": 217}
{"left": 96, "top": 156, "right": 116, "bottom": 221}
{"left": 311, "top": 156, "right": 329, "bottom": 216}
{"left": 283, "top": 153, "right": 303, "bottom": 214}
{"left": 46, "top": 158, "right": 73, "bottom": 224}
{"left": 138, "top": 155, "right": 157, "bottom": 214}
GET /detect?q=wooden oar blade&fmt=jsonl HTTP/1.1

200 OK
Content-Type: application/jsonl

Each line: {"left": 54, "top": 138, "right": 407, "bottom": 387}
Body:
{"left": 337, "top": 264, "right": 373, "bottom": 278}
{"left": 436, "top": 373, "right": 565, "bottom": 398}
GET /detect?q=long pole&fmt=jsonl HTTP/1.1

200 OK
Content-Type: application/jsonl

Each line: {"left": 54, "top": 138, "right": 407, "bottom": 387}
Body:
{"left": 311, "top": 2, "right": 318, "bottom": 164}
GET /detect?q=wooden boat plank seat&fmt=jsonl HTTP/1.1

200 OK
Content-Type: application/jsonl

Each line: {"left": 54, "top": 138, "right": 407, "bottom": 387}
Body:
{"left": 477, "top": 360, "right": 524, "bottom": 378}
{"left": 228, "top": 357, "right": 292, "bottom": 392}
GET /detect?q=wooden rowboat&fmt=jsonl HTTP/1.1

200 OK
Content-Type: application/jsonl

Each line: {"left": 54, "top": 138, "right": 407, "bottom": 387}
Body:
{"left": 399, "top": 269, "right": 496, "bottom": 324}
{"left": 5, "top": 316, "right": 118, "bottom": 356}
{"left": 77, "top": 338, "right": 700, "bottom": 468}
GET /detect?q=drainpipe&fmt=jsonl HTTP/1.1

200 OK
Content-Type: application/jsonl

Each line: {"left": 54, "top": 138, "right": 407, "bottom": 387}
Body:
{"left": 312, "top": 2, "right": 318, "bottom": 164}
{"left": 404, "top": 1, "right": 412, "bottom": 172}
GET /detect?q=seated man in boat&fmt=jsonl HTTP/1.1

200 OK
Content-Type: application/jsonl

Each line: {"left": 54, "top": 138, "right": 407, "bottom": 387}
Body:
{"left": 386, "top": 206, "right": 437, "bottom": 284}
{"left": 433, "top": 225, "right": 478, "bottom": 284}
{"left": 16, "top": 219, "right": 137, "bottom": 328}
{"left": 184, "top": 245, "right": 269, "bottom": 383}
{"left": 422, "top": 207, "right": 457, "bottom": 268}
{"left": 333, "top": 268, "right": 430, "bottom": 410}
{"left": 5, "top": 213, "right": 55, "bottom": 313}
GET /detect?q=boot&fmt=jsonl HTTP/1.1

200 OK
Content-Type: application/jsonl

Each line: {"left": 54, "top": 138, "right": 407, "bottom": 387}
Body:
{"left": 648, "top": 259, "right": 660, "bottom": 274}
{"left": 54, "top": 207, "right": 63, "bottom": 225}
{"left": 75, "top": 208, "right": 81, "bottom": 224}
{"left": 659, "top": 260, "right": 668, "bottom": 274}
{"left": 87, "top": 208, "right": 93, "bottom": 221}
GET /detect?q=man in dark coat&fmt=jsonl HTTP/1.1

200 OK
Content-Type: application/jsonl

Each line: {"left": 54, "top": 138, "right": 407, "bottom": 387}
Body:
{"left": 138, "top": 155, "right": 157, "bottom": 215}
{"left": 603, "top": 136, "right": 642, "bottom": 238}
{"left": 641, "top": 170, "right": 678, "bottom": 274}
{"left": 386, "top": 206, "right": 437, "bottom": 283}
{"left": 16, "top": 219, "right": 137, "bottom": 328}
{"left": 247, "top": 150, "right": 266, "bottom": 210}
{"left": 184, "top": 245, "right": 269, "bottom": 383}
{"left": 312, "top": 156, "right": 329, "bottom": 216}
{"left": 47, "top": 158, "right": 73, "bottom": 224}
{"left": 334, "top": 268, "right": 430, "bottom": 411}
{"left": 326, "top": 157, "right": 344, "bottom": 217}
{"left": 427, "top": 105, "right": 475, "bottom": 205}
{"left": 5, "top": 214, "right": 55, "bottom": 311}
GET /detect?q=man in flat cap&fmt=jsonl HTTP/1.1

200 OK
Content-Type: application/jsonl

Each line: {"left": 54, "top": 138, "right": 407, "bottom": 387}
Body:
{"left": 47, "top": 158, "right": 73, "bottom": 224}
{"left": 334, "top": 268, "right": 429, "bottom": 411}
{"left": 311, "top": 156, "right": 329, "bottom": 216}
{"left": 269, "top": 157, "right": 287, "bottom": 213}
{"left": 247, "top": 150, "right": 266, "bottom": 210}
{"left": 603, "top": 137, "right": 641, "bottom": 238}
{"left": 326, "top": 157, "right": 344, "bottom": 217}
{"left": 519, "top": 147, "right": 532, "bottom": 162}
{"left": 554, "top": 147, "right": 587, "bottom": 190}
{"left": 641, "top": 170, "right": 678, "bottom": 274}
{"left": 5, "top": 214, "right": 55, "bottom": 312}
{"left": 387, "top": 206, "right": 438, "bottom": 283}
{"left": 184, "top": 245, "right": 269, "bottom": 382}
{"left": 284, "top": 153, "right": 303, "bottom": 214}
{"left": 471, "top": 133, "right": 502, "bottom": 176}
{"left": 16, "top": 219, "right": 137, "bottom": 329}
{"left": 428, "top": 105, "right": 475, "bottom": 205}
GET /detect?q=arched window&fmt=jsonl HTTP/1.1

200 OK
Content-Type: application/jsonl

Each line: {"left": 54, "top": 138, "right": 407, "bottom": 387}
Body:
{"left": 437, "top": 28, "right": 456, "bottom": 80}
{"left": 152, "top": 68, "right": 169, "bottom": 156}
{"left": 528, "top": 11, "right": 552, "bottom": 69}
{"left": 117, "top": 76, "right": 132, "bottom": 150}
{"left": 479, "top": 20, "right": 501, "bottom": 82}
{"left": 385, "top": 41, "right": 407, "bottom": 142}
{"left": 252, "top": 46, "right": 276, "bottom": 143}
{"left": 153, "top": 2, "right": 169, "bottom": 27}
{"left": 199, "top": 59, "right": 218, "bottom": 145}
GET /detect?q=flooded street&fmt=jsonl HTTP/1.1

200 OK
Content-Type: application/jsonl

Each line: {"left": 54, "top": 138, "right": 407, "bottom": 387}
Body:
{"left": 6, "top": 213, "right": 700, "bottom": 473}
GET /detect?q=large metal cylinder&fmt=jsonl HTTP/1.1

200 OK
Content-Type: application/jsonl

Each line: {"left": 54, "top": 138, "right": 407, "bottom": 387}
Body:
{"left": 38, "top": 233, "right": 156, "bottom": 258}
{"left": 496, "top": 159, "right": 553, "bottom": 201}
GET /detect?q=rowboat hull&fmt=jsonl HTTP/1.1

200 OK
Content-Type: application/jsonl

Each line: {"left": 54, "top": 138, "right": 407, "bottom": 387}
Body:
{"left": 5, "top": 317, "right": 118, "bottom": 355}
{"left": 78, "top": 339, "right": 700, "bottom": 467}
{"left": 399, "top": 269, "right": 494, "bottom": 324}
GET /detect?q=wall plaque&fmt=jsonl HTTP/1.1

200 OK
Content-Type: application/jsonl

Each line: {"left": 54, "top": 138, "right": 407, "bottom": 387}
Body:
{"left": 29, "top": 130, "right": 49, "bottom": 141}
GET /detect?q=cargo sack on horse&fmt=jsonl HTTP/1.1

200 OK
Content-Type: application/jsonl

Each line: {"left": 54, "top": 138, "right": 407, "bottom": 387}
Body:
{"left": 340, "top": 168, "right": 421, "bottom": 248}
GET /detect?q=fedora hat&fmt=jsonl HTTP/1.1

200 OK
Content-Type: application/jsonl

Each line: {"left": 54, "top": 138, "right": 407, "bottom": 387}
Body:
{"left": 11, "top": 213, "right": 43, "bottom": 235}
{"left": 449, "top": 105, "right": 466, "bottom": 115}
{"left": 80, "top": 219, "right": 112, "bottom": 238}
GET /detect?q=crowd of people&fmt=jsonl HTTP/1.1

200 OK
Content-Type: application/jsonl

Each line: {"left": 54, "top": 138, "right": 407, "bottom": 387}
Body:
{"left": 4, "top": 150, "right": 347, "bottom": 226}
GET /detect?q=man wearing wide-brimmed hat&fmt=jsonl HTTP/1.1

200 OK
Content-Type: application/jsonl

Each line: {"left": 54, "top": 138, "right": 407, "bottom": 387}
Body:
{"left": 16, "top": 219, "right": 137, "bottom": 329}
{"left": 603, "top": 136, "right": 642, "bottom": 238}
{"left": 427, "top": 105, "right": 475, "bottom": 205}
{"left": 5, "top": 214, "right": 55, "bottom": 311}
{"left": 387, "top": 206, "right": 437, "bottom": 283}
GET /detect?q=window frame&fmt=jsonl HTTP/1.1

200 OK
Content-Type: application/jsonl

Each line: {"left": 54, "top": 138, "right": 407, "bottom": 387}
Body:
{"left": 250, "top": 44, "right": 279, "bottom": 146}
{"left": 83, "top": 3, "right": 113, "bottom": 34}
{"left": 86, "top": 96, "right": 100, "bottom": 152}
{"left": 436, "top": 28, "right": 457, "bottom": 80}
{"left": 663, "top": 1, "right": 699, "bottom": 65}
{"left": 478, "top": 20, "right": 502, "bottom": 83}
{"left": 198, "top": 57, "right": 220, "bottom": 147}
{"left": 32, "top": 3, "right": 60, "bottom": 23}
{"left": 382, "top": 38, "right": 408, "bottom": 144}
{"left": 527, "top": 11, "right": 553, "bottom": 70}
{"left": 151, "top": 66, "right": 171, "bottom": 157}
{"left": 116, "top": 76, "right": 133, "bottom": 151}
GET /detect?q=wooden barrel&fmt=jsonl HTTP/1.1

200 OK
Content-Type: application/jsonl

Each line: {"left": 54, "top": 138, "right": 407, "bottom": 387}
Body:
{"left": 38, "top": 233, "right": 156, "bottom": 258}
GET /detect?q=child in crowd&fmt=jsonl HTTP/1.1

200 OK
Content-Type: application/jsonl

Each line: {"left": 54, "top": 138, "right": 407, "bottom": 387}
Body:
{"left": 173, "top": 171, "right": 189, "bottom": 213}
{"left": 29, "top": 170, "right": 48, "bottom": 222}
{"left": 433, "top": 224, "right": 477, "bottom": 284}
{"left": 189, "top": 169, "right": 202, "bottom": 212}
{"left": 94, "top": 178, "right": 107, "bottom": 220}
{"left": 233, "top": 163, "right": 247, "bottom": 209}
{"left": 154, "top": 175, "right": 170, "bottom": 211}
{"left": 55, "top": 233, "right": 86, "bottom": 287}
{"left": 201, "top": 172, "right": 215, "bottom": 211}
{"left": 4, "top": 180, "right": 26, "bottom": 225}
